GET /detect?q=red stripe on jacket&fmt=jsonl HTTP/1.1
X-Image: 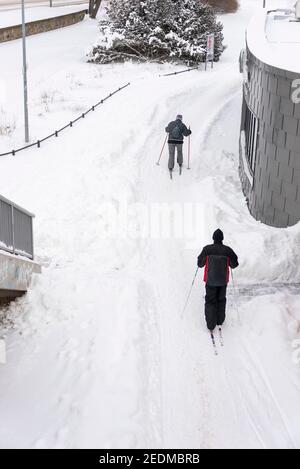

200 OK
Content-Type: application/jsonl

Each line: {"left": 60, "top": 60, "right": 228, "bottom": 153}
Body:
{"left": 203, "top": 256, "right": 209, "bottom": 283}
{"left": 226, "top": 257, "right": 230, "bottom": 284}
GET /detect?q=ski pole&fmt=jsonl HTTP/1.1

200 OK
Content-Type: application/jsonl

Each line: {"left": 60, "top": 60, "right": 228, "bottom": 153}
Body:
{"left": 156, "top": 135, "right": 168, "bottom": 165}
{"left": 181, "top": 267, "right": 199, "bottom": 318}
{"left": 231, "top": 268, "right": 241, "bottom": 325}
{"left": 187, "top": 128, "right": 191, "bottom": 170}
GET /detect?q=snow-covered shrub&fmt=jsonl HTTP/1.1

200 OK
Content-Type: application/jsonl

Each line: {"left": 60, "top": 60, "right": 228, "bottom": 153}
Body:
{"left": 39, "top": 88, "right": 67, "bottom": 114}
{"left": 0, "top": 107, "right": 16, "bottom": 136}
{"left": 87, "top": 0, "right": 224, "bottom": 65}
{"left": 40, "top": 90, "right": 56, "bottom": 113}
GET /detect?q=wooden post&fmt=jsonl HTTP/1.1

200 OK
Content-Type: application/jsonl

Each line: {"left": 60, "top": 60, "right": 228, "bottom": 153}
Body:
{"left": 89, "top": 0, "right": 103, "bottom": 19}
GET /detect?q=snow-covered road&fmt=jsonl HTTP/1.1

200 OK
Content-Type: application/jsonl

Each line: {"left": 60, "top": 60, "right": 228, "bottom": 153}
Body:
{"left": 0, "top": 5, "right": 89, "bottom": 29}
{"left": 0, "top": 0, "right": 300, "bottom": 449}
{"left": 0, "top": 1, "right": 87, "bottom": 11}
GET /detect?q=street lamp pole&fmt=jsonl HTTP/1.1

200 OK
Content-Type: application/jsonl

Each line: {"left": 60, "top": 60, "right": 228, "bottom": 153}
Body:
{"left": 21, "top": 0, "right": 29, "bottom": 143}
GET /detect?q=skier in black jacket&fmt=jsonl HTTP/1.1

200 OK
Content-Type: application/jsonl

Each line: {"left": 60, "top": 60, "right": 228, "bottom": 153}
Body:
{"left": 197, "top": 229, "right": 238, "bottom": 331}
{"left": 165, "top": 114, "right": 191, "bottom": 174}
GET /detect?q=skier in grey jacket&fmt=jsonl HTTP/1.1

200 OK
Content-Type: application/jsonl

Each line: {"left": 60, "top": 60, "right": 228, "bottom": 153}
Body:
{"left": 165, "top": 115, "right": 191, "bottom": 174}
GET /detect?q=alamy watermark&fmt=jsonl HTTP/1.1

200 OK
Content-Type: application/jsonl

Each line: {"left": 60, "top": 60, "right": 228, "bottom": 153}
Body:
{"left": 96, "top": 201, "right": 207, "bottom": 246}
{"left": 0, "top": 340, "right": 6, "bottom": 364}
{"left": 291, "top": 79, "right": 300, "bottom": 104}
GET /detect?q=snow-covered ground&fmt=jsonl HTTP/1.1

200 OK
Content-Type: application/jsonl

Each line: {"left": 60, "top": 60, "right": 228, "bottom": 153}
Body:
{"left": 0, "top": 0, "right": 300, "bottom": 449}
{"left": 0, "top": 4, "right": 88, "bottom": 28}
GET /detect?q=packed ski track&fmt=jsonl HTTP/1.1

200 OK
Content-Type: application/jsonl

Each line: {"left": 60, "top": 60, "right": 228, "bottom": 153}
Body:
{"left": 0, "top": 0, "right": 300, "bottom": 449}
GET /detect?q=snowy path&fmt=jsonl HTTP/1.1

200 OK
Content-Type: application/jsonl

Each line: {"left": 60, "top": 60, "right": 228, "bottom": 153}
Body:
{"left": 137, "top": 71, "right": 300, "bottom": 448}
{"left": 0, "top": 0, "right": 300, "bottom": 449}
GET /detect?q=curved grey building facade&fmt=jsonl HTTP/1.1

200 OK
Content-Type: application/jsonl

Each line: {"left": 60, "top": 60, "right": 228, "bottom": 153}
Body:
{"left": 239, "top": 7, "right": 300, "bottom": 227}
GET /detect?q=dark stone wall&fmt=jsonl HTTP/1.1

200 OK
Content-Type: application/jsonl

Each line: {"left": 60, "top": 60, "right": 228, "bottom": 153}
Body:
{"left": 0, "top": 10, "right": 87, "bottom": 43}
{"left": 240, "top": 47, "right": 300, "bottom": 227}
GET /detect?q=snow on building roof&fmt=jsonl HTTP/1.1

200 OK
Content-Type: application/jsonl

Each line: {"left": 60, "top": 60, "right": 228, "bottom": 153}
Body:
{"left": 246, "top": 7, "right": 300, "bottom": 74}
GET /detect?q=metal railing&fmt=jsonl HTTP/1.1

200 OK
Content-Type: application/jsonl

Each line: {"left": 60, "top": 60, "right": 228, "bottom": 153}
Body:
{"left": 0, "top": 83, "right": 131, "bottom": 158}
{"left": 0, "top": 68, "right": 199, "bottom": 158}
{"left": 0, "top": 194, "right": 34, "bottom": 260}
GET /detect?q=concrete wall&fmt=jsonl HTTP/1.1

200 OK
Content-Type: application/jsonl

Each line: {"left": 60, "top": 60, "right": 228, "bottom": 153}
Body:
{"left": 240, "top": 47, "right": 300, "bottom": 227}
{"left": 0, "top": 9, "right": 87, "bottom": 43}
{"left": 0, "top": 251, "right": 41, "bottom": 299}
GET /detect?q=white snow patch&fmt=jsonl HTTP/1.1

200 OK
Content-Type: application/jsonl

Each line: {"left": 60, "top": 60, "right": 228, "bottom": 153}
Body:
{"left": 0, "top": 0, "right": 299, "bottom": 449}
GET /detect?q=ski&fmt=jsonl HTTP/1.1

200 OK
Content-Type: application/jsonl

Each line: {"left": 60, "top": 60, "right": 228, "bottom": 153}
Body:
{"left": 210, "top": 331, "right": 218, "bottom": 356}
{"left": 218, "top": 327, "right": 224, "bottom": 347}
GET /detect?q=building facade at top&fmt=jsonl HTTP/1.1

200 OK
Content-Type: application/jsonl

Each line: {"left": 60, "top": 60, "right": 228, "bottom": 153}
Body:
{"left": 239, "top": 3, "right": 300, "bottom": 227}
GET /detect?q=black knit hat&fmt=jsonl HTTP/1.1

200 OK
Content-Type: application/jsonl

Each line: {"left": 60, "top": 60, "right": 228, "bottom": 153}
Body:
{"left": 213, "top": 229, "right": 224, "bottom": 242}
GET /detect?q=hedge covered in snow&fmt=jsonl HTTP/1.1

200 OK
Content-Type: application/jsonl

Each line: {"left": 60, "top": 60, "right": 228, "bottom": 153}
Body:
{"left": 87, "top": 0, "right": 224, "bottom": 65}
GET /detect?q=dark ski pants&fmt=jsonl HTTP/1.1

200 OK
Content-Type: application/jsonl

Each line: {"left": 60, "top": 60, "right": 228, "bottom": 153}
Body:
{"left": 168, "top": 143, "right": 183, "bottom": 170}
{"left": 204, "top": 285, "right": 227, "bottom": 331}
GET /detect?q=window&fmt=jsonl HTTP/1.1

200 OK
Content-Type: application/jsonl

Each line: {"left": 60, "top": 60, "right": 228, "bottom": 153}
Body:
{"left": 244, "top": 104, "right": 259, "bottom": 174}
{"left": 239, "top": 48, "right": 249, "bottom": 84}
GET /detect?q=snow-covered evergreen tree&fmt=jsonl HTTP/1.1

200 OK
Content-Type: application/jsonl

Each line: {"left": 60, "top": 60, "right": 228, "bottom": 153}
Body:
{"left": 171, "top": 0, "right": 224, "bottom": 63}
{"left": 87, "top": 0, "right": 224, "bottom": 65}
